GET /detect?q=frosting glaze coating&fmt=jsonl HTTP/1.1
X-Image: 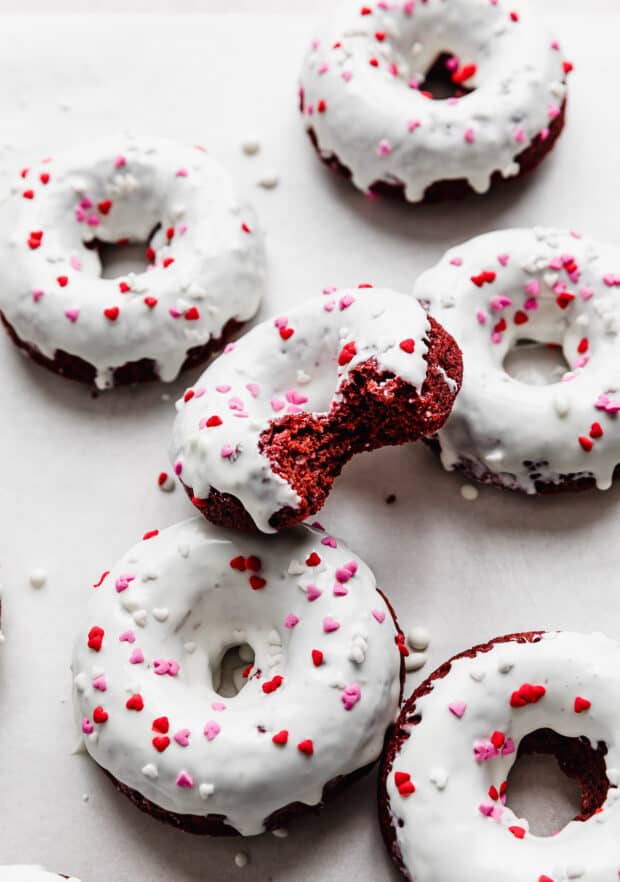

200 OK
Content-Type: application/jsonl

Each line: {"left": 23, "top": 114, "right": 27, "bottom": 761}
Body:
{"left": 0, "top": 135, "right": 265, "bottom": 389}
{"left": 413, "top": 228, "right": 620, "bottom": 493}
{"left": 381, "top": 631, "right": 620, "bottom": 882}
{"left": 171, "top": 287, "right": 461, "bottom": 532}
{"left": 72, "top": 518, "right": 403, "bottom": 836}
{"left": 0, "top": 871, "right": 77, "bottom": 881}
{"left": 299, "top": 0, "right": 569, "bottom": 202}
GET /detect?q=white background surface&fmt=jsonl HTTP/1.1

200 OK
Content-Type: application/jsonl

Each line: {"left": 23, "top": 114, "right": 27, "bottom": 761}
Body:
{"left": 0, "top": 3, "right": 619, "bottom": 881}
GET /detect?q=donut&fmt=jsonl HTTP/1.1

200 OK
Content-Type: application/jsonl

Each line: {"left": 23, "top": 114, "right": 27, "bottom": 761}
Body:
{"left": 299, "top": 0, "right": 570, "bottom": 203}
{"left": 379, "top": 630, "right": 620, "bottom": 882}
{"left": 413, "top": 228, "right": 620, "bottom": 494}
{"left": 0, "top": 135, "right": 265, "bottom": 389}
{"left": 0, "top": 871, "right": 76, "bottom": 881}
{"left": 171, "top": 287, "right": 462, "bottom": 532}
{"left": 72, "top": 517, "right": 405, "bottom": 836}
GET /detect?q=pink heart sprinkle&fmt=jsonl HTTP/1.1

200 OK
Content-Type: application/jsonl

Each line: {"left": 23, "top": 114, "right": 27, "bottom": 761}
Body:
{"left": 321, "top": 536, "right": 337, "bottom": 548}
{"left": 221, "top": 445, "right": 234, "bottom": 459}
{"left": 323, "top": 300, "right": 335, "bottom": 312}
{"left": 176, "top": 771, "right": 193, "bottom": 788}
{"left": 464, "top": 128, "right": 476, "bottom": 144}
{"left": 69, "top": 256, "right": 82, "bottom": 271}
{"left": 476, "top": 310, "right": 488, "bottom": 325}
{"left": 341, "top": 683, "right": 361, "bottom": 711}
{"left": 497, "top": 254, "right": 510, "bottom": 267}
{"left": 204, "top": 720, "right": 221, "bottom": 741}
{"left": 82, "top": 718, "right": 94, "bottom": 735}
{"left": 92, "top": 675, "right": 107, "bottom": 692}
{"left": 450, "top": 257, "right": 463, "bottom": 267}
{"left": 114, "top": 155, "right": 127, "bottom": 168}
{"left": 407, "top": 119, "right": 421, "bottom": 133}
{"left": 246, "top": 383, "right": 260, "bottom": 398}
{"left": 115, "top": 574, "right": 135, "bottom": 593}
{"left": 339, "top": 293, "right": 355, "bottom": 310}
{"left": 342, "top": 70, "right": 353, "bottom": 82}
{"left": 32, "top": 289, "right": 45, "bottom": 302}
{"left": 176, "top": 168, "right": 188, "bottom": 177}
{"left": 307, "top": 584, "right": 322, "bottom": 602}
{"left": 211, "top": 702, "right": 226, "bottom": 712}
{"left": 333, "top": 582, "right": 348, "bottom": 597}
{"left": 323, "top": 616, "right": 340, "bottom": 633}
{"left": 174, "top": 728, "right": 191, "bottom": 747}
{"left": 129, "top": 648, "right": 144, "bottom": 665}
{"left": 403, "top": 0, "right": 414, "bottom": 13}
{"left": 284, "top": 613, "right": 300, "bottom": 629}
{"left": 524, "top": 297, "right": 538, "bottom": 311}
{"left": 271, "top": 397, "right": 285, "bottom": 412}
{"left": 274, "top": 315, "right": 288, "bottom": 329}
{"left": 119, "top": 630, "right": 135, "bottom": 643}
{"left": 524, "top": 279, "right": 541, "bottom": 296}
{"left": 216, "top": 384, "right": 231, "bottom": 393}
{"left": 378, "top": 139, "right": 392, "bottom": 157}
{"left": 64, "top": 308, "right": 80, "bottom": 323}
{"left": 448, "top": 701, "right": 466, "bottom": 718}
{"left": 335, "top": 567, "right": 352, "bottom": 583}
{"left": 372, "top": 609, "right": 386, "bottom": 623}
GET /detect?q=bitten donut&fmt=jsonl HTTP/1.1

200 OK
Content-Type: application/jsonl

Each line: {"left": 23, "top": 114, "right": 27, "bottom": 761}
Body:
{"left": 380, "top": 631, "right": 620, "bottom": 882}
{"left": 414, "top": 228, "right": 620, "bottom": 493}
{"left": 0, "top": 871, "right": 78, "bottom": 881}
{"left": 171, "top": 287, "right": 462, "bottom": 532}
{"left": 299, "top": 0, "right": 570, "bottom": 203}
{"left": 72, "top": 518, "right": 405, "bottom": 836}
{"left": 0, "top": 135, "right": 265, "bottom": 389}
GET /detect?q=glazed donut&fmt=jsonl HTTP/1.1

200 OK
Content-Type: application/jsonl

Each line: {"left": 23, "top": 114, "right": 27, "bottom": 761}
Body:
{"left": 171, "top": 287, "right": 462, "bottom": 532}
{"left": 299, "top": 0, "right": 570, "bottom": 203}
{"left": 413, "top": 228, "right": 620, "bottom": 493}
{"left": 72, "top": 517, "right": 404, "bottom": 836}
{"left": 380, "top": 631, "right": 620, "bottom": 882}
{"left": 0, "top": 871, "right": 77, "bottom": 881}
{"left": 0, "top": 135, "right": 265, "bottom": 389}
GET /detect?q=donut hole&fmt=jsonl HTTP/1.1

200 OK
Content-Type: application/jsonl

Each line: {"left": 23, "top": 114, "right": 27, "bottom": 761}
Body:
{"left": 504, "top": 728, "right": 611, "bottom": 836}
{"left": 417, "top": 53, "right": 476, "bottom": 100}
{"left": 83, "top": 221, "right": 160, "bottom": 280}
{"left": 503, "top": 339, "right": 570, "bottom": 386}
{"left": 212, "top": 643, "right": 256, "bottom": 698}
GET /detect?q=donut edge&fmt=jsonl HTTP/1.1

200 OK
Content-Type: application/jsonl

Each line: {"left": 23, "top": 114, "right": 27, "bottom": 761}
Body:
{"left": 377, "top": 630, "right": 546, "bottom": 881}
{"left": 304, "top": 100, "right": 567, "bottom": 205}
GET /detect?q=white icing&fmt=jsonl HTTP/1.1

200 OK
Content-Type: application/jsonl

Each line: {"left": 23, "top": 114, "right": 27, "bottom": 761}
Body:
{"left": 299, "top": 0, "right": 568, "bottom": 201}
{"left": 0, "top": 135, "right": 265, "bottom": 388}
{"left": 0, "top": 870, "right": 79, "bottom": 882}
{"left": 386, "top": 631, "right": 620, "bottom": 882}
{"left": 71, "top": 517, "right": 401, "bottom": 837}
{"left": 413, "top": 228, "right": 620, "bottom": 492}
{"left": 171, "top": 287, "right": 431, "bottom": 532}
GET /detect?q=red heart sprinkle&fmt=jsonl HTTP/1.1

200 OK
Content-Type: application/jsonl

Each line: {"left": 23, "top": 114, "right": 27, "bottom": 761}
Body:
{"left": 104, "top": 306, "right": 119, "bottom": 321}
{"left": 272, "top": 730, "right": 289, "bottom": 746}
{"left": 399, "top": 338, "right": 415, "bottom": 353}
{"left": 241, "top": 222, "right": 251, "bottom": 233}
{"left": 312, "top": 649, "right": 324, "bottom": 667}
{"left": 245, "top": 556, "right": 262, "bottom": 572}
{"left": 249, "top": 576, "right": 266, "bottom": 590}
{"left": 98, "top": 200, "right": 112, "bottom": 215}
{"left": 590, "top": 422, "right": 603, "bottom": 439}
{"left": 57, "top": 276, "right": 68, "bottom": 287}
{"left": 563, "top": 61, "right": 573, "bottom": 74}
{"left": 375, "top": 31, "right": 385, "bottom": 40}
{"left": 87, "top": 626, "right": 104, "bottom": 651}
{"left": 577, "top": 337, "right": 589, "bottom": 354}
{"left": 144, "top": 296, "right": 158, "bottom": 308}
{"left": 398, "top": 780, "right": 416, "bottom": 797}
{"left": 574, "top": 696, "right": 591, "bottom": 713}
{"left": 556, "top": 293, "right": 575, "bottom": 309}
{"left": 152, "top": 736, "right": 170, "bottom": 752}
{"left": 279, "top": 327, "right": 294, "bottom": 340}
{"left": 579, "top": 436, "right": 593, "bottom": 452}
{"left": 317, "top": 99, "right": 327, "bottom": 112}
{"left": 452, "top": 63, "right": 477, "bottom": 85}
{"left": 229, "top": 556, "right": 246, "bottom": 571}
{"left": 262, "top": 675, "right": 284, "bottom": 694}
{"left": 40, "top": 172, "right": 50, "bottom": 184}
{"left": 142, "top": 529, "right": 159, "bottom": 540}
{"left": 206, "top": 415, "right": 223, "bottom": 428}
{"left": 306, "top": 552, "right": 321, "bottom": 566}
{"left": 146, "top": 246, "right": 156, "bottom": 262}
{"left": 490, "top": 731, "right": 505, "bottom": 748}
{"left": 126, "top": 694, "right": 144, "bottom": 711}
{"left": 185, "top": 306, "right": 200, "bottom": 321}
{"left": 22, "top": 190, "right": 34, "bottom": 199}
{"left": 93, "top": 706, "right": 108, "bottom": 724}
{"left": 510, "top": 10, "right": 519, "bottom": 21}
{"left": 338, "top": 341, "right": 357, "bottom": 366}
{"left": 297, "top": 739, "right": 314, "bottom": 756}
{"left": 152, "top": 716, "right": 170, "bottom": 733}
{"left": 509, "top": 826, "right": 526, "bottom": 839}
{"left": 166, "top": 226, "right": 175, "bottom": 241}
{"left": 514, "top": 310, "right": 528, "bottom": 325}
{"left": 163, "top": 257, "right": 175, "bottom": 268}
{"left": 394, "top": 771, "right": 410, "bottom": 786}
{"left": 119, "top": 282, "right": 130, "bottom": 293}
